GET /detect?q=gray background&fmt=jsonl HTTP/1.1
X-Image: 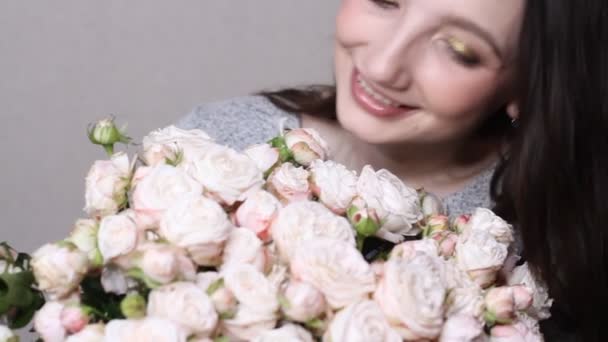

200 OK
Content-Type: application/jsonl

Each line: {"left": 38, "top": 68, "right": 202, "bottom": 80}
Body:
{"left": 0, "top": 1, "right": 338, "bottom": 253}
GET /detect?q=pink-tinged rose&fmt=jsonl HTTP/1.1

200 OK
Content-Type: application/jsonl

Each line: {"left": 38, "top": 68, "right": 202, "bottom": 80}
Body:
{"left": 243, "top": 143, "right": 280, "bottom": 174}
{"left": 425, "top": 214, "right": 450, "bottom": 238}
{"left": 490, "top": 314, "right": 543, "bottom": 342}
{"left": 309, "top": 159, "right": 358, "bottom": 214}
{"left": 104, "top": 317, "right": 189, "bottom": 342}
{"left": 98, "top": 212, "right": 140, "bottom": 263}
{"left": 234, "top": 190, "right": 281, "bottom": 242}
{"left": 434, "top": 231, "right": 459, "bottom": 258}
{"left": 141, "top": 125, "right": 213, "bottom": 167}
{"left": 485, "top": 287, "right": 517, "bottom": 324}
{"left": 271, "top": 201, "right": 355, "bottom": 262}
{"left": 453, "top": 214, "right": 471, "bottom": 233}
{"left": 291, "top": 238, "right": 375, "bottom": 309}
{"left": 390, "top": 239, "right": 440, "bottom": 261}
{"left": 466, "top": 208, "right": 514, "bottom": 245}
{"left": 130, "top": 164, "right": 203, "bottom": 230}
{"left": 34, "top": 302, "right": 67, "bottom": 342}
{"left": 252, "top": 324, "right": 314, "bottom": 342}
{"left": 356, "top": 165, "right": 423, "bottom": 243}
{"left": 324, "top": 300, "right": 401, "bottom": 342}
{"left": 221, "top": 228, "right": 267, "bottom": 273}
{"left": 65, "top": 324, "right": 105, "bottom": 342}
{"left": 373, "top": 254, "right": 447, "bottom": 340}
{"left": 507, "top": 263, "right": 553, "bottom": 320}
{"left": 445, "top": 287, "right": 485, "bottom": 319}
{"left": 137, "top": 242, "right": 196, "bottom": 285}
{"left": 68, "top": 219, "right": 102, "bottom": 266}
{"left": 159, "top": 195, "right": 232, "bottom": 266}
{"left": 31, "top": 243, "right": 89, "bottom": 300}
{"left": 84, "top": 152, "right": 133, "bottom": 219}
{"left": 420, "top": 191, "right": 445, "bottom": 217}
{"left": 266, "top": 163, "right": 312, "bottom": 204}
{"left": 196, "top": 272, "right": 237, "bottom": 316}
{"left": 512, "top": 285, "right": 534, "bottom": 311}
{"left": 60, "top": 306, "right": 90, "bottom": 334}
{"left": 187, "top": 144, "right": 264, "bottom": 206}
{"left": 284, "top": 128, "right": 330, "bottom": 166}
{"left": 439, "top": 315, "right": 485, "bottom": 342}
{"left": 147, "top": 282, "right": 218, "bottom": 337}
{"left": 281, "top": 280, "right": 327, "bottom": 322}
{"left": 456, "top": 230, "right": 508, "bottom": 288}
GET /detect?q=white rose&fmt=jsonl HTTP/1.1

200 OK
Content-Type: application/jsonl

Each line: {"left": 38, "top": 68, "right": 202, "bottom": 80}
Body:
{"left": 221, "top": 228, "right": 267, "bottom": 273}
{"left": 84, "top": 152, "right": 132, "bottom": 219}
{"left": 252, "top": 324, "right": 314, "bottom": 342}
{"left": 456, "top": 230, "right": 508, "bottom": 288}
{"left": 284, "top": 128, "right": 330, "bottom": 166}
{"left": 188, "top": 144, "right": 263, "bottom": 206}
{"left": 141, "top": 125, "right": 213, "bottom": 167}
{"left": 196, "top": 272, "right": 237, "bottom": 316}
{"left": 68, "top": 219, "right": 101, "bottom": 266}
{"left": 271, "top": 201, "right": 355, "bottom": 262}
{"left": 357, "top": 166, "right": 423, "bottom": 243}
{"left": 137, "top": 242, "right": 197, "bottom": 285}
{"left": 291, "top": 238, "right": 375, "bottom": 309}
{"left": 507, "top": 263, "right": 553, "bottom": 320}
{"left": 130, "top": 164, "right": 203, "bottom": 229}
{"left": 235, "top": 190, "right": 282, "bottom": 242}
{"left": 31, "top": 243, "right": 89, "bottom": 300}
{"left": 147, "top": 282, "right": 218, "bottom": 337}
{"left": 103, "top": 317, "right": 188, "bottom": 342}
{"left": 266, "top": 163, "right": 312, "bottom": 204}
{"left": 390, "top": 239, "right": 440, "bottom": 261}
{"left": 65, "top": 324, "right": 105, "bottom": 342}
{"left": 324, "top": 300, "right": 401, "bottom": 342}
{"left": 309, "top": 159, "right": 358, "bottom": 214}
{"left": 373, "top": 254, "right": 447, "bottom": 340}
{"left": 0, "top": 325, "right": 17, "bottom": 342}
{"left": 98, "top": 213, "right": 139, "bottom": 263}
{"left": 490, "top": 313, "right": 543, "bottom": 342}
{"left": 467, "top": 208, "right": 514, "bottom": 245}
{"left": 160, "top": 194, "right": 232, "bottom": 266}
{"left": 101, "top": 266, "right": 135, "bottom": 295}
{"left": 221, "top": 264, "right": 280, "bottom": 341}
{"left": 34, "top": 302, "right": 67, "bottom": 342}
{"left": 445, "top": 286, "right": 485, "bottom": 319}
{"left": 243, "top": 143, "right": 280, "bottom": 174}
{"left": 439, "top": 315, "right": 485, "bottom": 342}
{"left": 281, "top": 280, "right": 327, "bottom": 322}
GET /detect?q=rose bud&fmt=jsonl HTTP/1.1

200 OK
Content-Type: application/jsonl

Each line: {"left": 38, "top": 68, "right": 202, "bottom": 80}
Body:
{"left": 284, "top": 128, "right": 330, "bottom": 166}
{"left": 34, "top": 302, "right": 67, "bottom": 342}
{"left": 120, "top": 293, "right": 147, "bottom": 319}
{"left": 347, "top": 197, "right": 381, "bottom": 237}
{"left": 87, "top": 117, "right": 131, "bottom": 156}
{"left": 452, "top": 214, "right": 471, "bottom": 233}
{"left": 234, "top": 190, "right": 281, "bottom": 242}
{"left": 60, "top": 306, "right": 90, "bottom": 334}
{"left": 420, "top": 191, "right": 445, "bottom": 217}
{"left": 484, "top": 287, "right": 516, "bottom": 325}
{"left": 68, "top": 219, "right": 102, "bottom": 267}
{"left": 424, "top": 214, "right": 450, "bottom": 238}
{"left": 435, "top": 231, "right": 459, "bottom": 258}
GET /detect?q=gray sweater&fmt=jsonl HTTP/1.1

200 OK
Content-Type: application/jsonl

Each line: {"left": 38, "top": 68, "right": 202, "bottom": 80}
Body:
{"left": 176, "top": 95, "right": 495, "bottom": 216}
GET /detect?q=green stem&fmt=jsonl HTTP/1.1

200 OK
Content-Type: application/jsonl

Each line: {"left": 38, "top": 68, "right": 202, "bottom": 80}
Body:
{"left": 356, "top": 234, "right": 366, "bottom": 252}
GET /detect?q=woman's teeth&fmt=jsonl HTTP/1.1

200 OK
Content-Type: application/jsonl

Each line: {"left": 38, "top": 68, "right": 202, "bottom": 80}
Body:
{"left": 356, "top": 75, "right": 401, "bottom": 107}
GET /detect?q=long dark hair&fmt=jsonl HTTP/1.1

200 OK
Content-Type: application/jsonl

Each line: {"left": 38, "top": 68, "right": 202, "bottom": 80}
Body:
{"left": 259, "top": 1, "right": 608, "bottom": 339}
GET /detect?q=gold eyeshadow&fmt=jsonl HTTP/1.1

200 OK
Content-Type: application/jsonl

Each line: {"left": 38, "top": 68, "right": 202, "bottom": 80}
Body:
{"left": 446, "top": 37, "right": 480, "bottom": 65}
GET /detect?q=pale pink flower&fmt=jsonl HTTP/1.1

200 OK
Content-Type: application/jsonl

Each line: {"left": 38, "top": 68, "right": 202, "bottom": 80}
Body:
{"left": 466, "top": 208, "right": 514, "bottom": 245}
{"left": 34, "top": 302, "right": 67, "bottom": 342}
{"left": 456, "top": 229, "right": 508, "bottom": 288}
{"left": 60, "top": 306, "right": 89, "bottom": 334}
{"left": 252, "top": 324, "right": 314, "bottom": 342}
{"left": 439, "top": 315, "right": 485, "bottom": 342}
{"left": 324, "top": 300, "right": 401, "bottom": 342}
{"left": 243, "top": 143, "right": 280, "bottom": 174}
{"left": 104, "top": 317, "right": 189, "bottom": 342}
{"left": 309, "top": 159, "right": 357, "bottom": 214}
{"left": 196, "top": 272, "right": 237, "bottom": 316}
{"left": 31, "top": 243, "right": 89, "bottom": 300}
{"left": 490, "top": 314, "right": 543, "bottom": 342}
{"left": 221, "top": 228, "right": 267, "bottom": 273}
{"left": 507, "top": 263, "right": 553, "bottom": 320}
{"left": 65, "top": 324, "right": 105, "bottom": 342}
{"left": 141, "top": 125, "right": 213, "bottom": 167}
{"left": 84, "top": 152, "right": 132, "bottom": 219}
{"left": 281, "top": 280, "right": 327, "bottom": 322}
{"left": 234, "top": 190, "right": 281, "bottom": 242}
{"left": 97, "top": 212, "right": 140, "bottom": 263}
{"left": 266, "top": 163, "right": 312, "bottom": 204}
{"left": 284, "top": 128, "right": 330, "bottom": 166}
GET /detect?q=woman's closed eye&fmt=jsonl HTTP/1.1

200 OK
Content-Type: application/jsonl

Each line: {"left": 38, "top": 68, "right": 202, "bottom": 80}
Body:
{"left": 369, "top": 0, "right": 400, "bottom": 10}
{"left": 443, "top": 37, "right": 482, "bottom": 67}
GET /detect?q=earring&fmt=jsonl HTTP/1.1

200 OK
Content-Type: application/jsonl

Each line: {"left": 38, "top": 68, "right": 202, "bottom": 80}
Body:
{"left": 511, "top": 117, "right": 519, "bottom": 128}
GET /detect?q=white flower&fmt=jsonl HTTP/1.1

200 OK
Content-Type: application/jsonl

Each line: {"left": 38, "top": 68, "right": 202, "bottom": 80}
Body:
{"left": 266, "top": 163, "right": 312, "bottom": 204}
{"left": 291, "top": 238, "right": 375, "bottom": 309}
{"left": 0, "top": 325, "right": 17, "bottom": 342}
{"left": 98, "top": 213, "right": 139, "bottom": 263}
{"left": 147, "top": 282, "right": 218, "bottom": 337}
{"left": 507, "top": 263, "right": 553, "bottom": 320}
{"left": 467, "top": 208, "right": 514, "bottom": 245}
{"left": 439, "top": 315, "right": 485, "bottom": 342}
{"left": 141, "top": 125, "right": 213, "bottom": 167}
{"left": 137, "top": 242, "right": 197, "bottom": 285}
{"left": 324, "top": 300, "right": 401, "bottom": 342}
{"left": 221, "top": 264, "right": 280, "bottom": 341}
{"left": 160, "top": 194, "right": 232, "bottom": 266}
{"left": 243, "top": 143, "right": 280, "bottom": 174}
{"left": 445, "top": 286, "right": 485, "bottom": 319}
{"left": 31, "top": 243, "right": 89, "bottom": 300}
{"left": 68, "top": 219, "right": 101, "bottom": 265}
{"left": 356, "top": 166, "right": 423, "bottom": 243}
{"left": 187, "top": 144, "right": 263, "bottom": 206}
{"left": 65, "top": 324, "right": 105, "bottom": 342}
{"left": 252, "top": 324, "right": 314, "bottom": 342}
{"left": 101, "top": 266, "right": 135, "bottom": 295}
{"left": 309, "top": 159, "right": 358, "bottom": 214}
{"left": 196, "top": 272, "right": 237, "bottom": 316}
{"left": 34, "top": 302, "right": 67, "bottom": 342}
{"left": 103, "top": 317, "right": 188, "bottom": 342}
{"left": 373, "top": 254, "right": 447, "bottom": 340}
{"left": 281, "top": 280, "right": 327, "bottom": 322}
{"left": 84, "top": 152, "right": 132, "bottom": 219}
{"left": 420, "top": 191, "right": 445, "bottom": 217}
{"left": 130, "top": 164, "right": 203, "bottom": 229}
{"left": 271, "top": 201, "right": 355, "bottom": 262}
{"left": 221, "top": 228, "right": 266, "bottom": 273}
{"left": 456, "top": 230, "right": 508, "bottom": 288}
{"left": 490, "top": 313, "right": 543, "bottom": 342}
{"left": 234, "top": 190, "right": 282, "bottom": 242}
{"left": 284, "top": 128, "right": 330, "bottom": 166}
{"left": 390, "top": 239, "right": 440, "bottom": 261}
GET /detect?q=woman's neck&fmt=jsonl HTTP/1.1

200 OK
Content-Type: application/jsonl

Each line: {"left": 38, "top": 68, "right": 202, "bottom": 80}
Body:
{"left": 300, "top": 114, "right": 500, "bottom": 197}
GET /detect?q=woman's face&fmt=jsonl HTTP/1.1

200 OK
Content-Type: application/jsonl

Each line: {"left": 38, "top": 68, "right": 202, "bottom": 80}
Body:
{"left": 334, "top": 0, "right": 525, "bottom": 145}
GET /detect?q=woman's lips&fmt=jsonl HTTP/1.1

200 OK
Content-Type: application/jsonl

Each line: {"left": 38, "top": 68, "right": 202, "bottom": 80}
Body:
{"left": 351, "top": 69, "right": 417, "bottom": 118}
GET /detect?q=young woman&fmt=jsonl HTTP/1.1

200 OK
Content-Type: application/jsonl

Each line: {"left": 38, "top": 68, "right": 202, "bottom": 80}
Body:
{"left": 179, "top": 0, "right": 608, "bottom": 340}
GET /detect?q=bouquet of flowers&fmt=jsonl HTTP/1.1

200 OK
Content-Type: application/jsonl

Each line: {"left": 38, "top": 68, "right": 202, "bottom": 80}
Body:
{"left": 0, "top": 118, "right": 553, "bottom": 341}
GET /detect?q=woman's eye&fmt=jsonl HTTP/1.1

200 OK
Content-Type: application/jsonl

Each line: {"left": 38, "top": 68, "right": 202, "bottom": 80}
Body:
{"left": 370, "top": 0, "right": 400, "bottom": 9}
{"left": 444, "top": 37, "right": 481, "bottom": 67}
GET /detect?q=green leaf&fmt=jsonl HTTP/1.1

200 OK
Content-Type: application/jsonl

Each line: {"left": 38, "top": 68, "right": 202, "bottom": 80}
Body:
{"left": 305, "top": 318, "right": 325, "bottom": 330}
{"left": 206, "top": 278, "right": 225, "bottom": 296}
{"left": 278, "top": 295, "right": 291, "bottom": 310}
{"left": 80, "top": 275, "right": 125, "bottom": 322}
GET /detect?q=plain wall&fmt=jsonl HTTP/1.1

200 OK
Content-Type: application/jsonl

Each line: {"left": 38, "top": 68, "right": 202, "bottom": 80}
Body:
{"left": 0, "top": 1, "right": 339, "bottom": 253}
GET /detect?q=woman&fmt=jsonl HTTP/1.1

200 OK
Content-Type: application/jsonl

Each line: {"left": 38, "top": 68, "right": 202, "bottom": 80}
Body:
{"left": 179, "top": 0, "right": 608, "bottom": 340}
